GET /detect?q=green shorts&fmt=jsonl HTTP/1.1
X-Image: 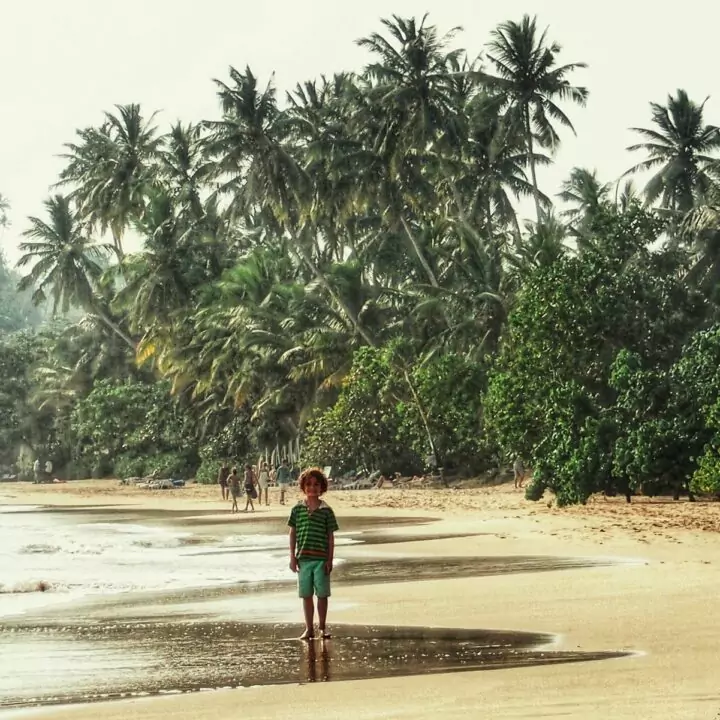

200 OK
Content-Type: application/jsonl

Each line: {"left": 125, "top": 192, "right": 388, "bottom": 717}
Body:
{"left": 297, "top": 558, "right": 331, "bottom": 598}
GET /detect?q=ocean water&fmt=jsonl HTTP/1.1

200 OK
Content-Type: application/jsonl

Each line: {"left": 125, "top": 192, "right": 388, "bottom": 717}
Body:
{"left": 0, "top": 504, "right": 302, "bottom": 620}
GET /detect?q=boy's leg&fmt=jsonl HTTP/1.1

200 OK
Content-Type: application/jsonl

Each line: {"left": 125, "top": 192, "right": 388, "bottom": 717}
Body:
{"left": 314, "top": 561, "right": 331, "bottom": 637}
{"left": 301, "top": 597, "right": 315, "bottom": 639}
{"left": 298, "top": 561, "right": 315, "bottom": 639}
{"left": 317, "top": 597, "right": 329, "bottom": 636}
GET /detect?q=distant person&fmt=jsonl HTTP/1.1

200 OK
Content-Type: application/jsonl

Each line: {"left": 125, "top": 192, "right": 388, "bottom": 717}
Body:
{"left": 217, "top": 462, "right": 230, "bottom": 501}
{"left": 258, "top": 461, "right": 270, "bottom": 506}
{"left": 288, "top": 467, "right": 339, "bottom": 641}
{"left": 243, "top": 464, "right": 257, "bottom": 512}
{"left": 33, "top": 458, "right": 41, "bottom": 484}
{"left": 513, "top": 456, "right": 526, "bottom": 489}
{"left": 229, "top": 467, "right": 241, "bottom": 513}
{"left": 44, "top": 459, "right": 53, "bottom": 482}
{"left": 276, "top": 459, "right": 291, "bottom": 505}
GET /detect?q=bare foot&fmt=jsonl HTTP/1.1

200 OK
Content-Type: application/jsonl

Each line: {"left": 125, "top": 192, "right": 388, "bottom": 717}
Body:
{"left": 319, "top": 629, "right": 331, "bottom": 639}
{"left": 299, "top": 629, "right": 314, "bottom": 641}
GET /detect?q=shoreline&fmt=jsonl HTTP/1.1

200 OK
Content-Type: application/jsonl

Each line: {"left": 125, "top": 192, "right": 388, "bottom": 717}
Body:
{"left": 2, "top": 481, "right": 720, "bottom": 719}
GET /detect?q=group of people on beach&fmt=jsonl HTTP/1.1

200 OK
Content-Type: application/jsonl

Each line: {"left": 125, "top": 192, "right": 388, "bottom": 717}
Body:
{"left": 217, "top": 458, "right": 297, "bottom": 512}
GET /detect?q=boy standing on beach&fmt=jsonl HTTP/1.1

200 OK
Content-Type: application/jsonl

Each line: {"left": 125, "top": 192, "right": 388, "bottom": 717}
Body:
{"left": 288, "top": 467, "right": 339, "bottom": 640}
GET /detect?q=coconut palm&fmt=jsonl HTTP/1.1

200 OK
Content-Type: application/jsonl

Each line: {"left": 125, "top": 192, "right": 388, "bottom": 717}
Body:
{"left": 205, "top": 66, "right": 379, "bottom": 348}
{"left": 204, "top": 66, "right": 305, "bottom": 219}
{"left": 353, "top": 15, "right": 469, "bottom": 289}
{"left": 680, "top": 181, "right": 720, "bottom": 291}
{"left": 506, "top": 212, "right": 569, "bottom": 282}
{"left": 159, "top": 122, "right": 210, "bottom": 220}
{"left": 58, "top": 104, "right": 162, "bottom": 255}
{"left": 0, "top": 192, "right": 9, "bottom": 227}
{"left": 16, "top": 194, "right": 134, "bottom": 348}
{"left": 558, "top": 167, "right": 611, "bottom": 235}
{"left": 483, "top": 15, "right": 588, "bottom": 222}
{"left": 625, "top": 89, "right": 720, "bottom": 215}
{"left": 356, "top": 14, "right": 465, "bottom": 152}
{"left": 453, "top": 93, "right": 551, "bottom": 238}
{"left": 113, "top": 190, "right": 194, "bottom": 332}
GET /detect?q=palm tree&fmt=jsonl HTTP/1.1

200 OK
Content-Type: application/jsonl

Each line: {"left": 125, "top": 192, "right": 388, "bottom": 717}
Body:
{"left": 204, "top": 66, "right": 305, "bottom": 219}
{"left": 558, "top": 167, "right": 611, "bottom": 235}
{"left": 58, "top": 104, "right": 162, "bottom": 255}
{"left": 113, "top": 190, "right": 193, "bottom": 332}
{"left": 625, "top": 89, "right": 720, "bottom": 215}
{"left": 681, "top": 181, "right": 720, "bottom": 291}
{"left": 159, "top": 122, "right": 210, "bottom": 220}
{"left": 356, "top": 14, "right": 464, "bottom": 152}
{"left": 483, "top": 15, "right": 588, "bottom": 222}
{"left": 506, "top": 212, "right": 568, "bottom": 282}
{"left": 15, "top": 194, "right": 134, "bottom": 349}
{"left": 614, "top": 179, "right": 640, "bottom": 213}
{"left": 205, "top": 66, "right": 378, "bottom": 348}
{"left": 454, "top": 93, "right": 551, "bottom": 238}
{"left": 0, "top": 192, "right": 9, "bottom": 227}
{"left": 354, "top": 15, "right": 465, "bottom": 288}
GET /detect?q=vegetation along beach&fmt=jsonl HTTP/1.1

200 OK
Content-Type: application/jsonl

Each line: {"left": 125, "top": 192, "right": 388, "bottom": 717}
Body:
{"left": 1, "top": 4, "right": 720, "bottom": 719}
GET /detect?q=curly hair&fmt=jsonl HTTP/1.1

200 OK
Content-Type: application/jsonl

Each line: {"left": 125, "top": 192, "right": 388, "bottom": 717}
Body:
{"left": 298, "top": 466, "right": 328, "bottom": 494}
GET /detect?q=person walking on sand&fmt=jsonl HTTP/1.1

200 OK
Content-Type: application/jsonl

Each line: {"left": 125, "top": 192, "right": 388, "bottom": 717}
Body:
{"left": 218, "top": 462, "right": 230, "bottom": 501}
{"left": 243, "top": 463, "right": 257, "bottom": 512}
{"left": 513, "top": 455, "right": 526, "bottom": 489}
{"left": 33, "top": 458, "right": 41, "bottom": 484}
{"left": 276, "top": 459, "right": 291, "bottom": 505}
{"left": 229, "top": 466, "right": 241, "bottom": 513}
{"left": 258, "top": 461, "right": 270, "bottom": 506}
{"left": 288, "top": 467, "right": 338, "bottom": 640}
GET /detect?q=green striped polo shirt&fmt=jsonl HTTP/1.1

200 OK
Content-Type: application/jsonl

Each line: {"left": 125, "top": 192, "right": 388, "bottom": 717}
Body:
{"left": 288, "top": 500, "right": 339, "bottom": 560}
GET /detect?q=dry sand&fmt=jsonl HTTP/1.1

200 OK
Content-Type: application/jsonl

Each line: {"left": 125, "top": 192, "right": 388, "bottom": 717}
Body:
{"left": 2, "top": 480, "right": 719, "bottom": 720}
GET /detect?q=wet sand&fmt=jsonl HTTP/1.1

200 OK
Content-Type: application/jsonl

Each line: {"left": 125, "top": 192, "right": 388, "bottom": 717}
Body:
{"left": 1, "top": 482, "right": 720, "bottom": 719}
{"left": 1, "top": 622, "right": 627, "bottom": 709}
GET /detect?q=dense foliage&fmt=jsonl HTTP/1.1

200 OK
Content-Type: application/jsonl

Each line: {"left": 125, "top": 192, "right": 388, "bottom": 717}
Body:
{"left": 3, "top": 13, "right": 720, "bottom": 503}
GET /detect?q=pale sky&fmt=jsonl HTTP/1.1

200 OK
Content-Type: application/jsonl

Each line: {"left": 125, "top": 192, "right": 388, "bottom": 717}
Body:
{"left": 1, "top": 0, "right": 718, "bottom": 264}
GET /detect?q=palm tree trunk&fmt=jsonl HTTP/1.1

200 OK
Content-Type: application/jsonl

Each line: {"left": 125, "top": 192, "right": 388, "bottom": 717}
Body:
{"left": 290, "top": 231, "right": 376, "bottom": 348}
{"left": 400, "top": 216, "right": 440, "bottom": 288}
{"left": 94, "top": 311, "right": 136, "bottom": 351}
{"left": 111, "top": 229, "right": 125, "bottom": 259}
{"left": 400, "top": 366, "right": 440, "bottom": 469}
{"left": 525, "top": 108, "right": 543, "bottom": 224}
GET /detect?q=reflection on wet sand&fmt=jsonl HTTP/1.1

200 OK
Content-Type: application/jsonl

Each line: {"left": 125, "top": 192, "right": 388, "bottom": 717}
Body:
{"left": 304, "top": 640, "right": 331, "bottom": 683}
{"left": 0, "top": 622, "right": 629, "bottom": 709}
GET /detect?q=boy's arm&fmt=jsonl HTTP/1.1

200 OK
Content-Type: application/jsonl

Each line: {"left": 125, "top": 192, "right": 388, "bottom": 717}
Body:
{"left": 289, "top": 527, "right": 298, "bottom": 572}
{"left": 325, "top": 531, "right": 335, "bottom": 574}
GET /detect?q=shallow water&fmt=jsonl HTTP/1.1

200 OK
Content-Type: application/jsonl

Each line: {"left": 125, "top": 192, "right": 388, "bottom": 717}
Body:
{"left": 0, "top": 622, "right": 628, "bottom": 709}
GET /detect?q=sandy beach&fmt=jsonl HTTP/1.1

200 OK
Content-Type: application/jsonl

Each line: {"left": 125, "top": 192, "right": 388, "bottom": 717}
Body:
{"left": 1, "top": 480, "right": 719, "bottom": 719}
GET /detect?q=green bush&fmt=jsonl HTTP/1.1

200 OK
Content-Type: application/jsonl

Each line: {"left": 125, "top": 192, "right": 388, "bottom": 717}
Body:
{"left": 691, "top": 449, "right": 720, "bottom": 496}
{"left": 113, "top": 454, "right": 147, "bottom": 479}
{"left": 62, "top": 459, "right": 92, "bottom": 480}
{"left": 143, "top": 451, "right": 195, "bottom": 478}
{"left": 484, "top": 206, "right": 706, "bottom": 505}
{"left": 195, "top": 453, "right": 221, "bottom": 485}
